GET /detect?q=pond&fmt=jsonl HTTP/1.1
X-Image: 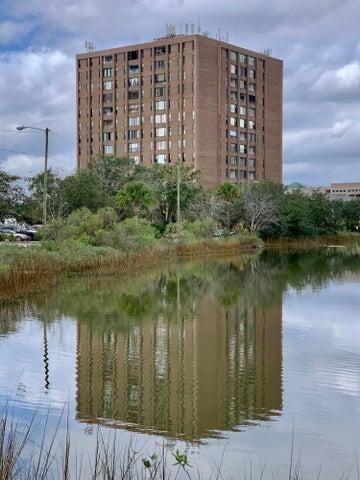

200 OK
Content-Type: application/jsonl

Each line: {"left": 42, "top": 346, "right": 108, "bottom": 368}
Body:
{"left": 1, "top": 245, "right": 360, "bottom": 479}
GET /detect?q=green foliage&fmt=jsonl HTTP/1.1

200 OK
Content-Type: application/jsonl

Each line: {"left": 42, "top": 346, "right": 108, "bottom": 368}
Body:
{"left": 116, "top": 181, "right": 155, "bottom": 218}
{"left": 108, "top": 217, "right": 157, "bottom": 251}
{"left": 181, "top": 219, "right": 218, "bottom": 239}
{"left": 21, "top": 169, "right": 64, "bottom": 223}
{"left": 0, "top": 169, "right": 23, "bottom": 221}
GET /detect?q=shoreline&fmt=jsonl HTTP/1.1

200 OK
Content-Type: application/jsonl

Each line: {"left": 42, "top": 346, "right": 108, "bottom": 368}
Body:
{"left": 0, "top": 233, "right": 358, "bottom": 304}
{"left": 0, "top": 237, "right": 262, "bottom": 304}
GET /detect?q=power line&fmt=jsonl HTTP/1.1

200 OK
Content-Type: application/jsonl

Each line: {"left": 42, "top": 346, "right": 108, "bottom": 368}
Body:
{"left": 51, "top": 131, "right": 76, "bottom": 146}
{"left": 0, "top": 146, "right": 73, "bottom": 167}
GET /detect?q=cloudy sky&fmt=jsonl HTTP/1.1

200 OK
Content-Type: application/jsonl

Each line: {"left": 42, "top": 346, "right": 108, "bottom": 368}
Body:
{"left": 0, "top": 0, "right": 359, "bottom": 185}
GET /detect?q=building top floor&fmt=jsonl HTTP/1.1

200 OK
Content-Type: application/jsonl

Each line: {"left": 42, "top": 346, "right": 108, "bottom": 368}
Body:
{"left": 76, "top": 33, "right": 282, "bottom": 66}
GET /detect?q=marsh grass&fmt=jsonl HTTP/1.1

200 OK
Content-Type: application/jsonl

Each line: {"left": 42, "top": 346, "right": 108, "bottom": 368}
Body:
{"left": 0, "top": 236, "right": 261, "bottom": 304}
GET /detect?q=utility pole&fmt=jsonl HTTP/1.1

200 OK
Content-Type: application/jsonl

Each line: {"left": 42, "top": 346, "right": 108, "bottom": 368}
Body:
{"left": 176, "top": 164, "right": 181, "bottom": 224}
{"left": 16, "top": 125, "right": 50, "bottom": 227}
{"left": 43, "top": 128, "right": 49, "bottom": 227}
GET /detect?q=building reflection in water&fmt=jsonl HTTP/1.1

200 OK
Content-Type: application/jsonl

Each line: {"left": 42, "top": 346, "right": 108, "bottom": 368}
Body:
{"left": 76, "top": 285, "right": 282, "bottom": 441}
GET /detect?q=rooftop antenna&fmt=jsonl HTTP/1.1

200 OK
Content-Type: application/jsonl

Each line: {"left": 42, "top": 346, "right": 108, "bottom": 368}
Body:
{"left": 85, "top": 41, "right": 95, "bottom": 53}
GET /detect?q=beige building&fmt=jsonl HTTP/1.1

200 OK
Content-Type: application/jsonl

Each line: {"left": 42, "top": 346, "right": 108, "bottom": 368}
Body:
{"left": 76, "top": 34, "right": 283, "bottom": 187}
{"left": 329, "top": 182, "right": 360, "bottom": 200}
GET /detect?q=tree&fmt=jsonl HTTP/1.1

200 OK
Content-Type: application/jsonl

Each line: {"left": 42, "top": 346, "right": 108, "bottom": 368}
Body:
{"left": 0, "top": 169, "right": 23, "bottom": 221}
{"left": 61, "top": 169, "right": 112, "bottom": 215}
{"left": 238, "top": 181, "right": 282, "bottom": 234}
{"left": 22, "top": 169, "right": 64, "bottom": 223}
{"left": 215, "top": 182, "right": 240, "bottom": 230}
{"left": 87, "top": 156, "right": 145, "bottom": 196}
{"left": 148, "top": 164, "right": 201, "bottom": 228}
{"left": 116, "top": 181, "right": 155, "bottom": 218}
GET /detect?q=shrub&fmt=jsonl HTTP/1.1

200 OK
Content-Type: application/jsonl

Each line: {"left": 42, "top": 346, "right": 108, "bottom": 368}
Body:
{"left": 182, "top": 219, "right": 218, "bottom": 239}
{"left": 165, "top": 219, "right": 218, "bottom": 242}
{"left": 109, "top": 217, "right": 157, "bottom": 251}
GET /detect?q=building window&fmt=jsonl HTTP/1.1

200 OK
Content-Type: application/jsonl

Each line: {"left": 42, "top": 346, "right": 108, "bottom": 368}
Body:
{"left": 229, "top": 156, "right": 237, "bottom": 165}
{"left": 229, "top": 129, "right": 237, "bottom": 137}
{"left": 239, "top": 67, "right": 247, "bottom": 77}
{"left": 249, "top": 133, "right": 256, "bottom": 142}
{"left": 230, "top": 64, "right": 237, "bottom": 75}
{"left": 103, "top": 132, "right": 113, "bottom": 141}
{"left": 155, "top": 87, "right": 166, "bottom": 97}
{"left": 248, "top": 120, "right": 256, "bottom": 130}
{"left": 155, "top": 60, "right": 166, "bottom": 69}
{"left": 103, "top": 107, "right": 113, "bottom": 115}
{"left": 248, "top": 158, "right": 256, "bottom": 168}
{"left": 248, "top": 146, "right": 256, "bottom": 154}
{"left": 239, "top": 170, "right": 247, "bottom": 179}
{"left": 103, "top": 145, "right": 113, "bottom": 154}
{"left": 103, "top": 119, "right": 113, "bottom": 128}
{"left": 129, "top": 143, "right": 139, "bottom": 152}
{"left": 155, "top": 73, "right": 166, "bottom": 83}
{"left": 103, "top": 93, "right": 113, "bottom": 102}
{"left": 249, "top": 69, "right": 256, "bottom": 79}
{"left": 156, "top": 127, "right": 166, "bottom": 137}
{"left": 248, "top": 171, "right": 255, "bottom": 180}
{"left": 239, "top": 157, "right": 247, "bottom": 166}
{"left": 248, "top": 107, "right": 256, "bottom": 116}
{"left": 128, "top": 116, "right": 140, "bottom": 126}
{"left": 155, "top": 153, "right": 167, "bottom": 163}
{"left": 249, "top": 95, "right": 256, "bottom": 103}
{"left": 229, "top": 78, "right": 237, "bottom": 88}
{"left": 239, "top": 144, "right": 247, "bottom": 154}
{"left": 239, "top": 132, "right": 247, "bottom": 141}
{"left": 128, "top": 130, "right": 139, "bottom": 139}
{"left": 228, "top": 169, "right": 237, "bottom": 179}
{"left": 103, "top": 81, "right": 112, "bottom": 90}
{"left": 128, "top": 77, "right": 139, "bottom": 87}
{"left": 129, "top": 65, "right": 139, "bottom": 75}
{"left": 230, "top": 104, "right": 237, "bottom": 114}
{"left": 156, "top": 141, "right": 167, "bottom": 150}
{"left": 155, "top": 100, "right": 166, "bottom": 110}
{"left": 230, "top": 117, "right": 237, "bottom": 127}
{"left": 239, "top": 106, "right": 246, "bottom": 115}
{"left": 155, "top": 46, "right": 166, "bottom": 55}
{"left": 239, "top": 54, "right": 247, "bottom": 63}
{"left": 239, "top": 118, "right": 246, "bottom": 128}
{"left": 248, "top": 56, "right": 256, "bottom": 67}
{"left": 128, "top": 104, "right": 139, "bottom": 113}
{"left": 249, "top": 83, "right": 256, "bottom": 92}
{"left": 229, "top": 91, "right": 237, "bottom": 100}
{"left": 103, "top": 68, "right": 113, "bottom": 77}
{"left": 229, "top": 143, "right": 238, "bottom": 153}
{"left": 130, "top": 155, "right": 140, "bottom": 164}
{"left": 230, "top": 50, "right": 237, "bottom": 61}
{"left": 155, "top": 113, "right": 167, "bottom": 123}
{"left": 128, "top": 91, "right": 139, "bottom": 100}
{"left": 239, "top": 80, "right": 247, "bottom": 89}
{"left": 103, "top": 55, "right": 113, "bottom": 63}
{"left": 128, "top": 50, "right": 138, "bottom": 61}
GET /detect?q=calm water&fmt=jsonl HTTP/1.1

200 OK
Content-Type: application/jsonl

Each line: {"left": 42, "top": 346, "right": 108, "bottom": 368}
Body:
{"left": 1, "top": 246, "right": 360, "bottom": 478}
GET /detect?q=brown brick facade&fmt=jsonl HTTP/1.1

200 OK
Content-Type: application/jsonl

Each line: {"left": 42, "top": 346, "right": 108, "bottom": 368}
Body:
{"left": 76, "top": 35, "right": 282, "bottom": 187}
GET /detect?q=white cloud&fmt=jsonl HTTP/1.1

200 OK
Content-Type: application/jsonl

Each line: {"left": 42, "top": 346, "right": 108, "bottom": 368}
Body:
{"left": 312, "top": 61, "right": 360, "bottom": 100}
{"left": 0, "top": 20, "right": 34, "bottom": 45}
{"left": 0, "top": 49, "right": 75, "bottom": 177}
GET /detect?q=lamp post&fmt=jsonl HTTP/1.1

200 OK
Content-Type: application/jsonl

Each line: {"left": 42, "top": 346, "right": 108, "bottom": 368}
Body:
{"left": 17, "top": 125, "right": 50, "bottom": 227}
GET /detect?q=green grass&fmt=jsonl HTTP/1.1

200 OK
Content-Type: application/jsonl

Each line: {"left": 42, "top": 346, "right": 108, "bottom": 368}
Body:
{"left": 0, "top": 235, "right": 261, "bottom": 304}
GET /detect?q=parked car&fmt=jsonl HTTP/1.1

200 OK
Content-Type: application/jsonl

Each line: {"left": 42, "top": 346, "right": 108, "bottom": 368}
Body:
{"left": 0, "top": 228, "right": 31, "bottom": 241}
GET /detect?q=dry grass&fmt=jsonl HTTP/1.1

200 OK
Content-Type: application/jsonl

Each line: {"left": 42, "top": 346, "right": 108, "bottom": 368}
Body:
{"left": 0, "top": 236, "right": 262, "bottom": 304}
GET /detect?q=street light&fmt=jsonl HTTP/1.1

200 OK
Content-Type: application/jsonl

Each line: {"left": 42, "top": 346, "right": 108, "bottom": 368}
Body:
{"left": 17, "top": 125, "right": 50, "bottom": 227}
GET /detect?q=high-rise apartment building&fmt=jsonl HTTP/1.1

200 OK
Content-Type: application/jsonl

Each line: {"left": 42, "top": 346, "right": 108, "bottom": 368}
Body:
{"left": 76, "top": 34, "right": 282, "bottom": 187}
